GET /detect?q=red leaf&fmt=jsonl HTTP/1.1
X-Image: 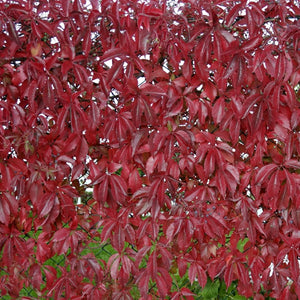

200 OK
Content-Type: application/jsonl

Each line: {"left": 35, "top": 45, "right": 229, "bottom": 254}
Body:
{"left": 184, "top": 187, "right": 204, "bottom": 203}
{"left": 12, "top": 65, "right": 27, "bottom": 86}
{"left": 2, "top": 238, "right": 14, "bottom": 267}
{"left": 37, "top": 19, "right": 55, "bottom": 36}
{"left": 26, "top": 80, "right": 38, "bottom": 109}
{"left": 242, "top": 36, "right": 262, "bottom": 52}
{"left": 224, "top": 264, "right": 234, "bottom": 288}
{"left": 202, "top": 81, "right": 218, "bottom": 100}
{"left": 236, "top": 262, "right": 249, "bottom": 286}
{"left": 43, "top": 79, "right": 54, "bottom": 109}
{"left": 166, "top": 223, "right": 176, "bottom": 243}
{"left": 188, "top": 263, "right": 197, "bottom": 283}
{"left": 109, "top": 174, "right": 127, "bottom": 204}
{"left": 94, "top": 175, "right": 109, "bottom": 204}
{"left": 174, "top": 130, "right": 193, "bottom": 148}
{"left": 156, "top": 272, "right": 171, "bottom": 297}
{"left": 225, "top": 3, "right": 243, "bottom": 26}
{"left": 106, "top": 60, "right": 124, "bottom": 85}
{"left": 212, "top": 97, "right": 225, "bottom": 124}
{"left": 108, "top": 162, "right": 122, "bottom": 174}
{"left": 62, "top": 60, "right": 73, "bottom": 77}
{"left": 0, "top": 198, "right": 10, "bottom": 225}
{"left": 82, "top": 26, "right": 91, "bottom": 56}
{"left": 30, "top": 264, "right": 43, "bottom": 290}
{"left": 108, "top": 254, "right": 120, "bottom": 280}
{"left": 128, "top": 168, "right": 142, "bottom": 192}
{"left": 121, "top": 255, "right": 132, "bottom": 278}
{"left": 242, "top": 94, "right": 261, "bottom": 119}
{"left": 71, "top": 163, "right": 84, "bottom": 180}
{"left": 275, "top": 53, "right": 286, "bottom": 81}
{"left": 204, "top": 151, "right": 216, "bottom": 177}
{"left": 90, "top": 100, "right": 100, "bottom": 131}
{"left": 197, "top": 265, "right": 207, "bottom": 288}
{"left": 146, "top": 156, "right": 156, "bottom": 175}
{"left": 7, "top": 19, "right": 20, "bottom": 45}
{"left": 283, "top": 53, "right": 293, "bottom": 82}
{"left": 224, "top": 55, "right": 238, "bottom": 79}
{"left": 78, "top": 137, "right": 88, "bottom": 162}
{"left": 39, "top": 194, "right": 56, "bottom": 219}
{"left": 255, "top": 164, "right": 278, "bottom": 185}
{"left": 140, "top": 83, "right": 167, "bottom": 97}
{"left": 57, "top": 155, "right": 75, "bottom": 165}
{"left": 101, "top": 220, "right": 115, "bottom": 242}
{"left": 112, "top": 225, "right": 125, "bottom": 253}
{"left": 181, "top": 287, "right": 195, "bottom": 297}
{"left": 177, "top": 256, "right": 187, "bottom": 277}
{"left": 101, "top": 48, "right": 126, "bottom": 61}
{"left": 284, "top": 159, "right": 300, "bottom": 169}
{"left": 137, "top": 272, "right": 150, "bottom": 297}
{"left": 52, "top": 228, "right": 70, "bottom": 242}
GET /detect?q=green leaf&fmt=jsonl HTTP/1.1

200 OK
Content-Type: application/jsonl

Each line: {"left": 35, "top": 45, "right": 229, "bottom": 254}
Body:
{"left": 232, "top": 295, "right": 247, "bottom": 300}
{"left": 201, "top": 278, "right": 220, "bottom": 299}
{"left": 237, "top": 238, "right": 249, "bottom": 253}
{"left": 114, "top": 167, "right": 123, "bottom": 175}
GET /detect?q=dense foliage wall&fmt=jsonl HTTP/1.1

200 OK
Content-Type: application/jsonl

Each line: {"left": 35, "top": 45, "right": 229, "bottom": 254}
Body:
{"left": 0, "top": 0, "right": 300, "bottom": 299}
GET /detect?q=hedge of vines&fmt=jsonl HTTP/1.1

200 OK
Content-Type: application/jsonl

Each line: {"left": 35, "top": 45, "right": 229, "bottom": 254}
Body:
{"left": 0, "top": 0, "right": 300, "bottom": 299}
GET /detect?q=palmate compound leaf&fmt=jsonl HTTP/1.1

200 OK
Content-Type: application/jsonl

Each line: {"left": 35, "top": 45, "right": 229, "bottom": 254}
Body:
{"left": 47, "top": 267, "right": 78, "bottom": 300}
{"left": 156, "top": 269, "right": 173, "bottom": 298}
{"left": 188, "top": 262, "right": 207, "bottom": 288}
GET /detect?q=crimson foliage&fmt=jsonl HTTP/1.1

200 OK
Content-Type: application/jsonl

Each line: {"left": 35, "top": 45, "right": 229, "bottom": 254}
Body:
{"left": 0, "top": 0, "right": 300, "bottom": 299}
